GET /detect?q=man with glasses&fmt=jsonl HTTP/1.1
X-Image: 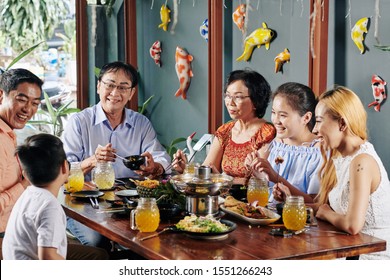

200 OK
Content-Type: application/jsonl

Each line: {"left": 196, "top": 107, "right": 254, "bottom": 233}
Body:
{"left": 62, "top": 61, "right": 170, "bottom": 251}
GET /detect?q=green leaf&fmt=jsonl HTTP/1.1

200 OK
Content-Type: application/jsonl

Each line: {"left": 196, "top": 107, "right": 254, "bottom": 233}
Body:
{"left": 374, "top": 45, "right": 390, "bottom": 51}
{"left": 170, "top": 137, "right": 186, "bottom": 146}
{"left": 139, "top": 95, "right": 155, "bottom": 115}
{"left": 43, "top": 92, "right": 57, "bottom": 122}
{"left": 5, "top": 41, "right": 44, "bottom": 70}
{"left": 94, "top": 67, "right": 101, "bottom": 78}
{"left": 59, "top": 108, "right": 80, "bottom": 115}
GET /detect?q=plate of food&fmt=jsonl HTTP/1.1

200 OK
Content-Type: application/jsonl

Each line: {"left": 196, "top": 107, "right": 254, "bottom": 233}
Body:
{"left": 220, "top": 196, "right": 280, "bottom": 225}
{"left": 70, "top": 190, "right": 105, "bottom": 198}
{"left": 175, "top": 214, "right": 236, "bottom": 240}
{"left": 114, "top": 189, "right": 138, "bottom": 197}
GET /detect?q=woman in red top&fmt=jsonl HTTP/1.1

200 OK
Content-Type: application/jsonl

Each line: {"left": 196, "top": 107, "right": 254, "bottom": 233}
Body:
{"left": 174, "top": 70, "right": 275, "bottom": 184}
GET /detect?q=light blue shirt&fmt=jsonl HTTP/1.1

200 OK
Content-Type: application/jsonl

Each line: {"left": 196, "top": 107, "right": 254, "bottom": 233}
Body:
{"left": 63, "top": 103, "right": 171, "bottom": 180}
{"left": 268, "top": 140, "right": 322, "bottom": 195}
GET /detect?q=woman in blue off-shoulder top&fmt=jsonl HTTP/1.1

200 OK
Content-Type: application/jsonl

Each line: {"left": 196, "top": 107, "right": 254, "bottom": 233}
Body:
{"left": 245, "top": 82, "right": 321, "bottom": 203}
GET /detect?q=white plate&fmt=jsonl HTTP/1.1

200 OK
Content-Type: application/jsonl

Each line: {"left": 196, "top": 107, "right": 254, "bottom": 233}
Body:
{"left": 115, "top": 189, "right": 138, "bottom": 197}
{"left": 220, "top": 205, "right": 280, "bottom": 225}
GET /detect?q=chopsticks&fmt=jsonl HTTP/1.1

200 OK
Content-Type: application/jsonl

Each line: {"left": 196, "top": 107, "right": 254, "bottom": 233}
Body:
{"left": 165, "top": 148, "right": 187, "bottom": 172}
{"left": 89, "top": 197, "right": 99, "bottom": 209}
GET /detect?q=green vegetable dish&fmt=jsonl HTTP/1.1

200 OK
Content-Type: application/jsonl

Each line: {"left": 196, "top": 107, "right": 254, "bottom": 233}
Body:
{"left": 176, "top": 215, "right": 230, "bottom": 233}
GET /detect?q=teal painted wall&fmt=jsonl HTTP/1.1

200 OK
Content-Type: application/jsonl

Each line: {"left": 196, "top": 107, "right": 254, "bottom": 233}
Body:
{"left": 328, "top": 0, "right": 390, "bottom": 172}
{"left": 136, "top": 0, "right": 209, "bottom": 156}
{"left": 87, "top": 0, "right": 390, "bottom": 171}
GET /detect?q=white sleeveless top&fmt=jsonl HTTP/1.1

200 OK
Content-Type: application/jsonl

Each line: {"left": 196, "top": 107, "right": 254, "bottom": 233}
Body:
{"left": 329, "top": 142, "right": 390, "bottom": 260}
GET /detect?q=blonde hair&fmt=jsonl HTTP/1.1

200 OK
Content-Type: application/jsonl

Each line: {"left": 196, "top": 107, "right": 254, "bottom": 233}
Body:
{"left": 316, "top": 86, "right": 368, "bottom": 205}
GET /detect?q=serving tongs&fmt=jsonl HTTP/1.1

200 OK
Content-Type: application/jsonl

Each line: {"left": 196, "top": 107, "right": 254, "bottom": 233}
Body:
{"left": 139, "top": 226, "right": 177, "bottom": 241}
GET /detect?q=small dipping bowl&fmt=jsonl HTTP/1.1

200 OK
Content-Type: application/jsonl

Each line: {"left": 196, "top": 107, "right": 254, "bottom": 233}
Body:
{"left": 123, "top": 155, "right": 146, "bottom": 170}
{"left": 158, "top": 203, "right": 181, "bottom": 221}
{"left": 229, "top": 184, "right": 248, "bottom": 201}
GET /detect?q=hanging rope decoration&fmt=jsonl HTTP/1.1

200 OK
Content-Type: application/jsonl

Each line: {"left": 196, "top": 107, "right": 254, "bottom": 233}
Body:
{"left": 374, "top": 0, "right": 381, "bottom": 44}
{"left": 309, "top": 0, "right": 319, "bottom": 59}
{"left": 299, "top": 0, "right": 304, "bottom": 17}
{"left": 243, "top": 0, "right": 251, "bottom": 44}
{"left": 170, "top": 0, "right": 179, "bottom": 34}
{"left": 280, "top": 0, "right": 283, "bottom": 16}
{"left": 345, "top": 0, "right": 352, "bottom": 31}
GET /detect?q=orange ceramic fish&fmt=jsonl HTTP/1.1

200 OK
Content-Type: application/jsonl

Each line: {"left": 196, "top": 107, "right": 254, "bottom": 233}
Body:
{"left": 232, "top": 4, "right": 246, "bottom": 32}
{"left": 175, "top": 46, "right": 193, "bottom": 99}
{"left": 274, "top": 48, "right": 290, "bottom": 73}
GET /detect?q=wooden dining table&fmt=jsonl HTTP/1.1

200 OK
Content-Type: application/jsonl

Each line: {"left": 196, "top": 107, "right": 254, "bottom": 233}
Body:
{"left": 59, "top": 188, "right": 386, "bottom": 260}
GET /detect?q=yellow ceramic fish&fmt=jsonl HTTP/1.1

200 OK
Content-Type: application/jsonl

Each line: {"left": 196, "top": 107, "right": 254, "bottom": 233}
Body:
{"left": 274, "top": 48, "right": 290, "bottom": 73}
{"left": 351, "top": 17, "right": 369, "bottom": 54}
{"left": 236, "top": 22, "right": 274, "bottom": 62}
{"left": 158, "top": 4, "right": 171, "bottom": 32}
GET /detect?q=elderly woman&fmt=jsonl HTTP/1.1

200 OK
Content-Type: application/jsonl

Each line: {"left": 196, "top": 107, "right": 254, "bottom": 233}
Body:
{"left": 174, "top": 69, "right": 275, "bottom": 184}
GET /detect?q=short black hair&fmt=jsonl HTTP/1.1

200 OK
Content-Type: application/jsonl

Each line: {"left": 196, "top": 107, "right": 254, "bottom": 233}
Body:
{"left": 15, "top": 133, "right": 66, "bottom": 187}
{"left": 224, "top": 69, "right": 271, "bottom": 118}
{"left": 0, "top": 68, "right": 43, "bottom": 96}
{"left": 272, "top": 82, "right": 318, "bottom": 131}
{"left": 98, "top": 61, "right": 139, "bottom": 88}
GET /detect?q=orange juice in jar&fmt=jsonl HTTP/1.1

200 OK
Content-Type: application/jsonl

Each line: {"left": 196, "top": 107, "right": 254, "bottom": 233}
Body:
{"left": 247, "top": 177, "right": 269, "bottom": 206}
{"left": 64, "top": 162, "right": 84, "bottom": 193}
{"left": 282, "top": 196, "right": 307, "bottom": 231}
{"left": 131, "top": 198, "right": 160, "bottom": 232}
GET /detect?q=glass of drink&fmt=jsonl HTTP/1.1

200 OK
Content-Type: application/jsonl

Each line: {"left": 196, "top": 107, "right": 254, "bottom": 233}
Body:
{"left": 247, "top": 177, "right": 269, "bottom": 206}
{"left": 282, "top": 196, "right": 307, "bottom": 231}
{"left": 64, "top": 162, "right": 84, "bottom": 193}
{"left": 92, "top": 162, "right": 115, "bottom": 190}
{"left": 130, "top": 198, "right": 160, "bottom": 232}
{"left": 183, "top": 162, "right": 200, "bottom": 175}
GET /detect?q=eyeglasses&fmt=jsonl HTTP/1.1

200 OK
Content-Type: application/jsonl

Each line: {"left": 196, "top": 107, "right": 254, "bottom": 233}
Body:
{"left": 101, "top": 80, "right": 133, "bottom": 94}
{"left": 223, "top": 93, "right": 250, "bottom": 104}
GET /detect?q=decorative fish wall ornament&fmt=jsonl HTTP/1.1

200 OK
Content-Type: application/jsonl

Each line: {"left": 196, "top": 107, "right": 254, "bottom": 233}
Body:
{"left": 199, "top": 19, "right": 208, "bottom": 42}
{"left": 175, "top": 46, "right": 194, "bottom": 100}
{"left": 158, "top": 4, "right": 171, "bottom": 31}
{"left": 232, "top": 4, "right": 246, "bottom": 33}
{"left": 351, "top": 17, "right": 369, "bottom": 54}
{"left": 236, "top": 22, "right": 274, "bottom": 62}
{"left": 274, "top": 48, "right": 290, "bottom": 73}
{"left": 149, "top": 40, "right": 162, "bottom": 67}
{"left": 368, "top": 75, "right": 387, "bottom": 112}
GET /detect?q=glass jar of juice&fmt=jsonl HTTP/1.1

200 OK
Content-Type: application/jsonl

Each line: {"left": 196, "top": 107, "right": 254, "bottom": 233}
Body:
{"left": 130, "top": 197, "right": 160, "bottom": 232}
{"left": 247, "top": 176, "right": 269, "bottom": 206}
{"left": 282, "top": 196, "right": 307, "bottom": 231}
{"left": 92, "top": 162, "right": 115, "bottom": 190}
{"left": 64, "top": 162, "right": 84, "bottom": 193}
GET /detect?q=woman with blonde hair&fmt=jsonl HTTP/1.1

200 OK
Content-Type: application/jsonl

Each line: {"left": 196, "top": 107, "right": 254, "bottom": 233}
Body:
{"left": 313, "top": 85, "right": 390, "bottom": 260}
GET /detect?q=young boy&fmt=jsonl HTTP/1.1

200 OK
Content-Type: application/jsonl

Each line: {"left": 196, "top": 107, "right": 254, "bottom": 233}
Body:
{"left": 2, "top": 133, "right": 108, "bottom": 259}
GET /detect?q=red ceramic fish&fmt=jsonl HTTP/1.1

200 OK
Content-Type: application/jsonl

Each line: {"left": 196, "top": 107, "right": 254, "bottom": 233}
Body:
{"left": 149, "top": 40, "right": 162, "bottom": 67}
{"left": 368, "top": 75, "right": 387, "bottom": 112}
{"left": 175, "top": 46, "right": 193, "bottom": 99}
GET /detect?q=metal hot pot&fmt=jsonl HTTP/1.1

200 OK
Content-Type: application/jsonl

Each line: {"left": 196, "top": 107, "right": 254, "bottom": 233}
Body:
{"left": 170, "top": 166, "right": 233, "bottom": 216}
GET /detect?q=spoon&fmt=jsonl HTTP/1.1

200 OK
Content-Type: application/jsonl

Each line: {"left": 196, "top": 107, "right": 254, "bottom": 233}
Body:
{"left": 139, "top": 226, "right": 177, "bottom": 241}
{"left": 113, "top": 152, "right": 128, "bottom": 162}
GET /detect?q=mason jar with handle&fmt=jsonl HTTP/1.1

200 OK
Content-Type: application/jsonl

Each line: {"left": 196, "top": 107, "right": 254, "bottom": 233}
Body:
{"left": 130, "top": 197, "right": 160, "bottom": 232}
{"left": 64, "top": 162, "right": 84, "bottom": 193}
{"left": 91, "top": 161, "right": 115, "bottom": 190}
{"left": 282, "top": 196, "right": 307, "bottom": 231}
